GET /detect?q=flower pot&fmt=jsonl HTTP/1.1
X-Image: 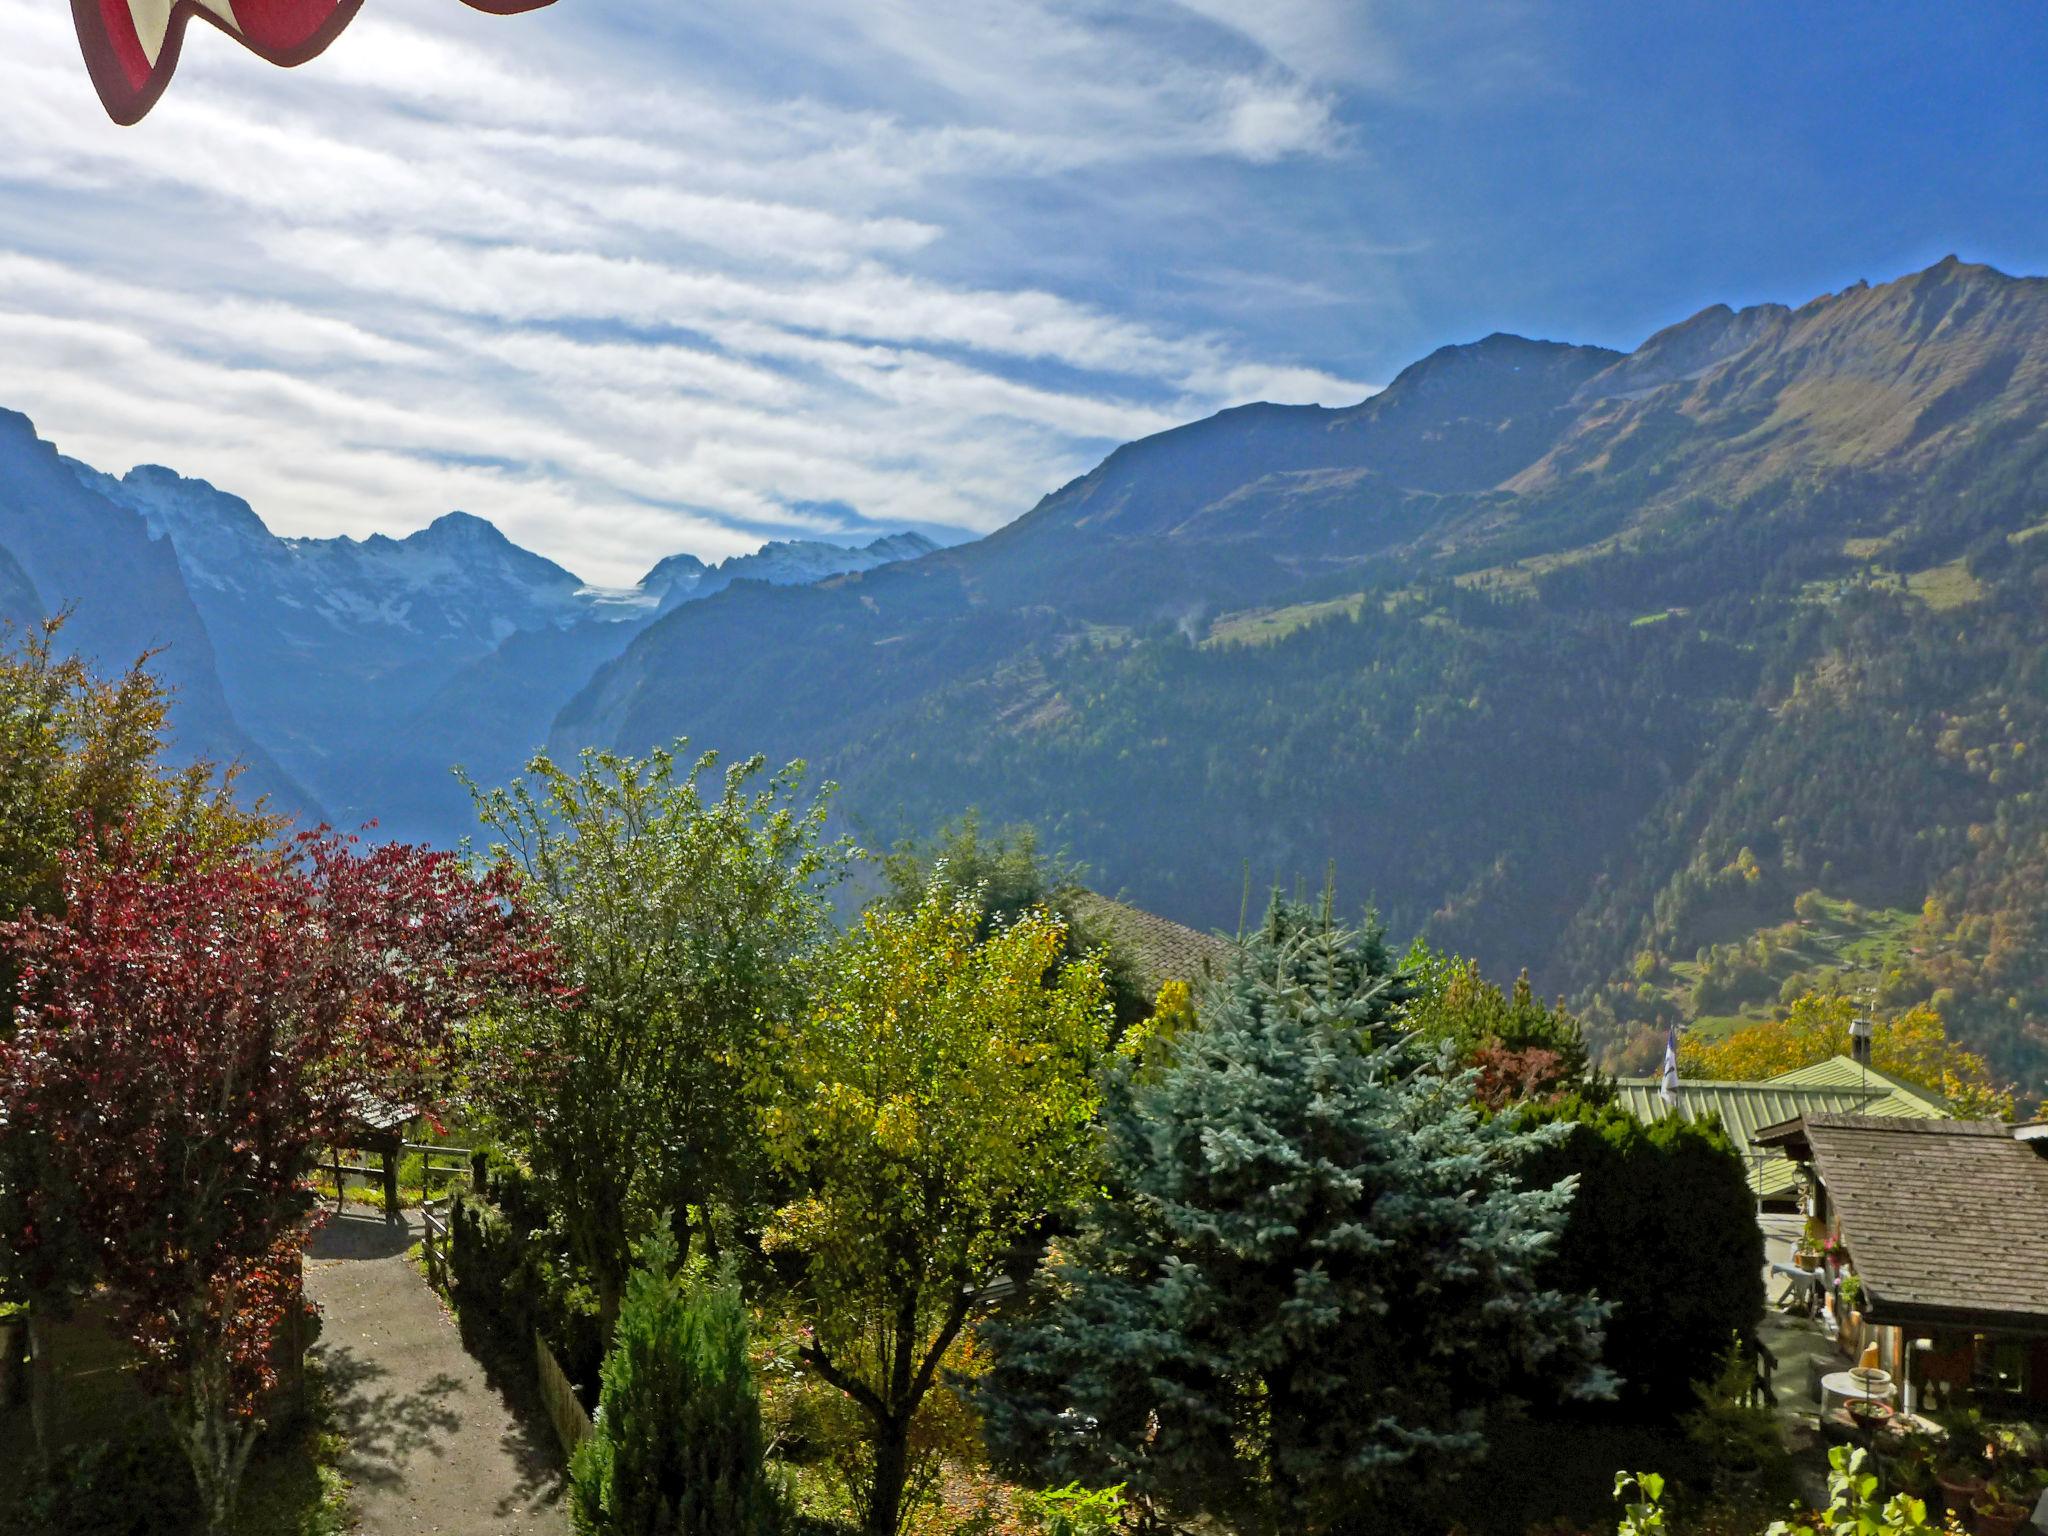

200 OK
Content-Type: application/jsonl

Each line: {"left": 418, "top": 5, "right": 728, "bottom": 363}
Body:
{"left": 1939, "top": 1471, "right": 1987, "bottom": 1528}
{"left": 1973, "top": 1501, "right": 2028, "bottom": 1536}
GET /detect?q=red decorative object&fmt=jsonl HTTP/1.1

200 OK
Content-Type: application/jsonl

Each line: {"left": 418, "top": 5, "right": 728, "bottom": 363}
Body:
{"left": 72, "top": 0, "right": 558, "bottom": 126}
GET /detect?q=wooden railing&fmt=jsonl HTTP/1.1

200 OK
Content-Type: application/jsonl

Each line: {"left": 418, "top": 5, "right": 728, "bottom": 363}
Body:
{"left": 419, "top": 1200, "right": 453, "bottom": 1294}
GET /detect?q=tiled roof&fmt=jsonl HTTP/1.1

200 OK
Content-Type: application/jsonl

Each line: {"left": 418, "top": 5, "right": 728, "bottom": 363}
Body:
{"left": 1612, "top": 1079, "right": 1899, "bottom": 1201}
{"left": 1803, "top": 1114, "right": 2048, "bottom": 1328}
{"left": 1067, "top": 891, "right": 1238, "bottom": 997}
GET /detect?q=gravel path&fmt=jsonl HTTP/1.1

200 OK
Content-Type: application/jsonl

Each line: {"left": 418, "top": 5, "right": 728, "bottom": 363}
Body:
{"left": 306, "top": 1210, "right": 568, "bottom": 1535}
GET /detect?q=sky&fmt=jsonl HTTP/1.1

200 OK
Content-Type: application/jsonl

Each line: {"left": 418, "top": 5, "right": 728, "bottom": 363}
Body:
{"left": 2, "top": 2, "right": 2047, "bottom": 586}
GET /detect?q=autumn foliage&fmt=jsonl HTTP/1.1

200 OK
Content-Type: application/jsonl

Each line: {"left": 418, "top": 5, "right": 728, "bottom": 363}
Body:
{"left": 1677, "top": 991, "right": 2013, "bottom": 1117}
{"left": 0, "top": 827, "right": 552, "bottom": 1529}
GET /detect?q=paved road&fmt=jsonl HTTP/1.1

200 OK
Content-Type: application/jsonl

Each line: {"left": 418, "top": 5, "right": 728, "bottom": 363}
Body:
{"left": 306, "top": 1209, "right": 568, "bottom": 1535}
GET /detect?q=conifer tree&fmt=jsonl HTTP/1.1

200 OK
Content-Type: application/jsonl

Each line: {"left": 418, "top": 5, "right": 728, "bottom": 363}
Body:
{"left": 979, "top": 900, "right": 1615, "bottom": 1534}
{"left": 570, "top": 1230, "right": 781, "bottom": 1536}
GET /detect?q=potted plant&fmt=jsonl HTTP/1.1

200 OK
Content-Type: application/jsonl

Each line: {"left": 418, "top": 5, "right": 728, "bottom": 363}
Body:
{"left": 1938, "top": 1451, "right": 1990, "bottom": 1526}
{"left": 1797, "top": 1216, "right": 1827, "bottom": 1270}
{"left": 1838, "top": 1272, "right": 1863, "bottom": 1319}
{"left": 1973, "top": 1475, "right": 2032, "bottom": 1536}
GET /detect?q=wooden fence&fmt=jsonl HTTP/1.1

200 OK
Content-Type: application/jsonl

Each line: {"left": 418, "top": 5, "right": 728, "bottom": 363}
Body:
{"left": 536, "top": 1331, "right": 594, "bottom": 1456}
{"left": 419, "top": 1201, "right": 452, "bottom": 1294}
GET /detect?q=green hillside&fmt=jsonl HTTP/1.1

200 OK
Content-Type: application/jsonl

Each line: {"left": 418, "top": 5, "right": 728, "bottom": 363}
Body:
{"left": 555, "top": 258, "right": 2048, "bottom": 1087}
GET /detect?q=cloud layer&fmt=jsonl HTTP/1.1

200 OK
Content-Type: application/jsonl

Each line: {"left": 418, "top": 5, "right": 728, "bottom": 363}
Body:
{"left": 0, "top": 0, "right": 1380, "bottom": 583}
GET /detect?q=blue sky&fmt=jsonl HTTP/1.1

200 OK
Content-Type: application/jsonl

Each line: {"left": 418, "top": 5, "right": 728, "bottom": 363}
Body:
{"left": 1, "top": 1, "right": 2044, "bottom": 584}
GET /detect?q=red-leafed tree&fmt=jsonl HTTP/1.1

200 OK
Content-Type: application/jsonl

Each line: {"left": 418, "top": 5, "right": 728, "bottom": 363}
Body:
{"left": 0, "top": 828, "right": 553, "bottom": 1533}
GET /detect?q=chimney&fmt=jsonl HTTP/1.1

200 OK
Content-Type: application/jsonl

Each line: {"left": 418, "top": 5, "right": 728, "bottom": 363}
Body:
{"left": 1849, "top": 1016, "right": 1875, "bottom": 1068}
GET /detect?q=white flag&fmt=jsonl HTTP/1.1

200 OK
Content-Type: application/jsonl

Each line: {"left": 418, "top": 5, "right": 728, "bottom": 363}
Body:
{"left": 1660, "top": 1026, "right": 1679, "bottom": 1108}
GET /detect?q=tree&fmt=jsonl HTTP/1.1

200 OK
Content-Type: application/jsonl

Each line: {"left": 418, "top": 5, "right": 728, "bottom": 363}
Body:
{"left": 1401, "top": 940, "right": 1592, "bottom": 1106}
{"left": 570, "top": 1230, "right": 782, "bottom": 1536}
{"left": 0, "top": 829, "right": 547, "bottom": 1532}
{"left": 465, "top": 745, "right": 844, "bottom": 1333}
{"left": 979, "top": 903, "right": 1614, "bottom": 1535}
{"left": 0, "top": 619, "right": 273, "bottom": 1017}
{"left": 760, "top": 885, "right": 1109, "bottom": 1536}
{"left": 879, "top": 812, "right": 1151, "bottom": 1026}
{"left": 1513, "top": 1097, "right": 1763, "bottom": 1411}
{"left": 1678, "top": 991, "right": 2013, "bottom": 1117}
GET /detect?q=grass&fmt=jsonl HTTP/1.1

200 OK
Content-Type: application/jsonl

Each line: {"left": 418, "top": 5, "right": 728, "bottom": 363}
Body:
{"left": 232, "top": 1355, "right": 355, "bottom": 1536}
{"left": 1903, "top": 558, "right": 1984, "bottom": 611}
{"left": 0, "top": 1338, "right": 354, "bottom": 1536}
{"left": 1798, "top": 557, "right": 1985, "bottom": 612}
{"left": 308, "top": 1142, "right": 474, "bottom": 1212}
{"left": 1204, "top": 592, "right": 1368, "bottom": 648}
{"left": 1642, "top": 890, "right": 1921, "bottom": 1032}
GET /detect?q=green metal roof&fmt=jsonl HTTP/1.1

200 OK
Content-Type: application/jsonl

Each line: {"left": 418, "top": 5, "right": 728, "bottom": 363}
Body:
{"left": 1762, "top": 1055, "right": 1950, "bottom": 1116}
{"left": 1611, "top": 1057, "right": 1949, "bottom": 1203}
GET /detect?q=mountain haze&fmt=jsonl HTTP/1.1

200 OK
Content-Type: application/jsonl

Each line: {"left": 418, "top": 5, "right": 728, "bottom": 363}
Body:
{"left": 5, "top": 258, "right": 2047, "bottom": 1081}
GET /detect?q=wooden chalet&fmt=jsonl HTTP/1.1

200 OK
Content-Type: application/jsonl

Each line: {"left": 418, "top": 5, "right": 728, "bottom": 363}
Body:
{"left": 1755, "top": 1112, "right": 2048, "bottom": 1409}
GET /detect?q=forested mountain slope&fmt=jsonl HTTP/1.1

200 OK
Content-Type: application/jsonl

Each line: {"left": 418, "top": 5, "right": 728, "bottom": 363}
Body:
{"left": 557, "top": 258, "right": 2048, "bottom": 1084}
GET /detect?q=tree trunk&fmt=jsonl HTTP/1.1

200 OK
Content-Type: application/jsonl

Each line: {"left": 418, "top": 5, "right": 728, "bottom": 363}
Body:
{"left": 864, "top": 1414, "right": 912, "bottom": 1536}
{"left": 26, "top": 1308, "right": 54, "bottom": 1471}
{"left": 179, "top": 1351, "right": 259, "bottom": 1536}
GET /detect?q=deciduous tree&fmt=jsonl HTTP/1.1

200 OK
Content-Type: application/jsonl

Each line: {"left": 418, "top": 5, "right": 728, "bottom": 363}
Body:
{"left": 1678, "top": 991, "right": 2012, "bottom": 1116}
{"left": 761, "top": 885, "right": 1109, "bottom": 1536}
{"left": 0, "top": 830, "right": 547, "bottom": 1532}
{"left": 465, "top": 745, "right": 844, "bottom": 1334}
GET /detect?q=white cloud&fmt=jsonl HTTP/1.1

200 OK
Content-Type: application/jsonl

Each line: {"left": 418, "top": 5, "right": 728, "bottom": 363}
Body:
{"left": 0, "top": 0, "right": 1380, "bottom": 585}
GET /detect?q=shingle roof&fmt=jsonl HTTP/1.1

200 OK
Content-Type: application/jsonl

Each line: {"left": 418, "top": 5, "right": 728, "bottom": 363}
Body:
{"left": 1612, "top": 1079, "right": 1899, "bottom": 1202}
{"left": 1804, "top": 1114, "right": 2048, "bottom": 1329}
{"left": 1067, "top": 891, "right": 1238, "bottom": 998}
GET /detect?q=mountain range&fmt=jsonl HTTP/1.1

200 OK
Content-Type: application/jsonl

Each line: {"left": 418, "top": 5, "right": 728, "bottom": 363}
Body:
{"left": 0, "top": 418, "right": 936, "bottom": 836}
{"left": 6, "top": 256, "right": 2048, "bottom": 1083}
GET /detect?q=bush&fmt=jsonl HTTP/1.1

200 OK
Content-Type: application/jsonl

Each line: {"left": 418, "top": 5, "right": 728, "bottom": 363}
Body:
{"left": 570, "top": 1231, "right": 781, "bottom": 1536}
{"left": 450, "top": 1182, "right": 604, "bottom": 1403}
{"left": 0, "top": 1437, "right": 199, "bottom": 1536}
{"left": 1514, "top": 1097, "right": 1764, "bottom": 1414}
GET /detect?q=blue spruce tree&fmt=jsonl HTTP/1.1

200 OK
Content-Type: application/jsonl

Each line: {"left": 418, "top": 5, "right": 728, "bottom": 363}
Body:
{"left": 979, "top": 900, "right": 1614, "bottom": 1533}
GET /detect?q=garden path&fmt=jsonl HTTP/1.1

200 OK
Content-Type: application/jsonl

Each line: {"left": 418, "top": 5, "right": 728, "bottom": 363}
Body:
{"left": 305, "top": 1207, "right": 568, "bottom": 1535}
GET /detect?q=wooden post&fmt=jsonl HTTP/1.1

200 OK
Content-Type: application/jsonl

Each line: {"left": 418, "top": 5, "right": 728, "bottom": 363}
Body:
{"left": 26, "top": 1307, "right": 52, "bottom": 1471}
{"left": 383, "top": 1142, "right": 400, "bottom": 1222}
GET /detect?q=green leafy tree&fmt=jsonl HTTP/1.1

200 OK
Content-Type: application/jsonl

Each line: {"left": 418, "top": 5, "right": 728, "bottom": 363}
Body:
{"left": 760, "top": 884, "right": 1109, "bottom": 1536}
{"left": 0, "top": 619, "right": 273, "bottom": 1017}
{"left": 570, "top": 1230, "right": 782, "bottom": 1536}
{"left": 1401, "top": 939, "right": 1592, "bottom": 1094}
{"left": 465, "top": 745, "right": 844, "bottom": 1333}
{"left": 879, "top": 812, "right": 1151, "bottom": 1025}
{"left": 979, "top": 902, "right": 1614, "bottom": 1534}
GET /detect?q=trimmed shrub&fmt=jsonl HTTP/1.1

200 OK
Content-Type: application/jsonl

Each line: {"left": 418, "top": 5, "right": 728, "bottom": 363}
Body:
{"left": 1514, "top": 1095, "right": 1764, "bottom": 1413}
{"left": 449, "top": 1182, "right": 604, "bottom": 1404}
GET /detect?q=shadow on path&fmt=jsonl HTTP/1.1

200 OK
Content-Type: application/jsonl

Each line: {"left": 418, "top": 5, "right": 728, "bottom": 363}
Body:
{"left": 306, "top": 1202, "right": 567, "bottom": 1533}
{"left": 314, "top": 1344, "right": 465, "bottom": 1489}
